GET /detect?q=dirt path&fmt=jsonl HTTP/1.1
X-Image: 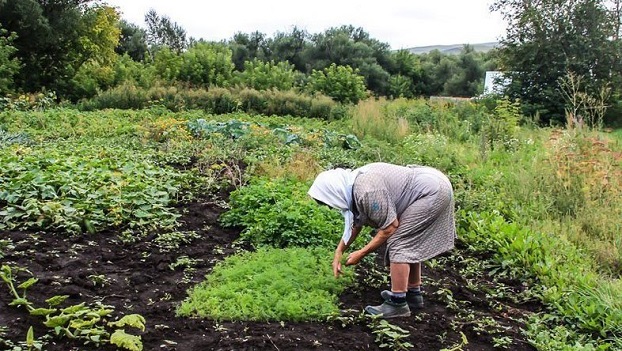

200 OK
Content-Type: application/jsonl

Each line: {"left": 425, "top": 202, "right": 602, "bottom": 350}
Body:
{"left": 1, "top": 198, "right": 539, "bottom": 350}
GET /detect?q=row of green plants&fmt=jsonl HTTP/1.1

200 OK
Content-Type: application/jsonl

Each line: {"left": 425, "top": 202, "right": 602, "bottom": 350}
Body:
{"left": 0, "top": 140, "right": 193, "bottom": 235}
{"left": 76, "top": 84, "right": 348, "bottom": 120}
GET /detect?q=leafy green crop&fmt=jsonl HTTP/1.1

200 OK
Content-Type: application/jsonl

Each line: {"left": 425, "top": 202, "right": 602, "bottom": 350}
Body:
{"left": 0, "top": 141, "right": 187, "bottom": 234}
{"left": 220, "top": 177, "right": 343, "bottom": 248}
{"left": 187, "top": 118, "right": 360, "bottom": 149}
{"left": 177, "top": 247, "right": 355, "bottom": 321}
{"left": 0, "top": 129, "right": 31, "bottom": 147}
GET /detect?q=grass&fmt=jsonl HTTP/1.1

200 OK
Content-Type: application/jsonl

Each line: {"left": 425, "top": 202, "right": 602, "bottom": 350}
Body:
{"left": 176, "top": 247, "right": 355, "bottom": 321}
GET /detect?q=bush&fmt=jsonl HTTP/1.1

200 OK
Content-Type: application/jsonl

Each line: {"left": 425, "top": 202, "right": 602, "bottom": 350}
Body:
{"left": 232, "top": 59, "right": 299, "bottom": 91}
{"left": 306, "top": 64, "right": 368, "bottom": 104}
{"left": 178, "top": 43, "right": 235, "bottom": 87}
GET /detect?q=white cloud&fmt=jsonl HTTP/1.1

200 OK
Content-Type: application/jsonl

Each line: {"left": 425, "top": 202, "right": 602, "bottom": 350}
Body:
{"left": 105, "top": 0, "right": 506, "bottom": 49}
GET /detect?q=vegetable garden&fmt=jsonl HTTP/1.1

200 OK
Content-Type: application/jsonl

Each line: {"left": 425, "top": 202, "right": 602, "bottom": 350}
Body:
{"left": 1, "top": 98, "right": 622, "bottom": 350}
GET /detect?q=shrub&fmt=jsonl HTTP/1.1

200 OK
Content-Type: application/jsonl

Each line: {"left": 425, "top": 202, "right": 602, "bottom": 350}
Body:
{"left": 178, "top": 43, "right": 235, "bottom": 87}
{"left": 306, "top": 64, "right": 367, "bottom": 104}
{"left": 233, "top": 59, "right": 299, "bottom": 91}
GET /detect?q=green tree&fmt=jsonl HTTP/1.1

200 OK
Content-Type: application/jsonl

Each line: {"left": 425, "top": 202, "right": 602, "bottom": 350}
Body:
{"left": 112, "top": 54, "right": 155, "bottom": 88}
{"left": 386, "top": 50, "right": 424, "bottom": 98}
{"left": 233, "top": 59, "right": 299, "bottom": 90}
{"left": 228, "top": 31, "right": 271, "bottom": 71}
{"left": 443, "top": 45, "right": 487, "bottom": 97}
{"left": 492, "top": 0, "right": 621, "bottom": 124}
{"left": 153, "top": 46, "right": 183, "bottom": 83}
{"left": 0, "top": 27, "right": 20, "bottom": 94}
{"left": 305, "top": 26, "right": 392, "bottom": 95}
{"left": 0, "top": 0, "right": 120, "bottom": 98}
{"left": 306, "top": 63, "right": 367, "bottom": 104}
{"left": 178, "top": 42, "right": 234, "bottom": 87}
{"left": 418, "top": 50, "right": 458, "bottom": 96}
{"left": 266, "top": 27, "right": 309, "bottom": 72}
{"left": 144, "top": 8, "right": 186, "bottom": 56}
{"left": 116, "top": 20, "right": 148, "bottom": 62}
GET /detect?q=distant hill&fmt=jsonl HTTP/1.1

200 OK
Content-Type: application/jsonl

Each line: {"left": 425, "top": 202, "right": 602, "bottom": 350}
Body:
{"left": 405, "top": 42, "right": 499, "bottom": 55}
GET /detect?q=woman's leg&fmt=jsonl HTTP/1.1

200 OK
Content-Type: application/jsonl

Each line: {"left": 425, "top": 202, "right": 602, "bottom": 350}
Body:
{"left": 408, "top": 262, "right": 421, "bottom": 289}
{"left": 389, "top": 262, "right": 409, "bottom": 292}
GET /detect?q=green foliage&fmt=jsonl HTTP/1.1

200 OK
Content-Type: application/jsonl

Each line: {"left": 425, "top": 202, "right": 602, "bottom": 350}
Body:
{"left": 492, "top": 0, "right": 621, "bottom": 124}
{"left": 187, "top": 118, "right": 359, "bottom": 150}
{"left": 1, "top": 265, "right": 144, "bottom": 350}
{"left": 387, "top": 50, "right": 424, "bottom": 98}
{"left": 144, "top": 9, "right": 187, "bottom": 54}
{"left": 153, "top": 231, "right": 201, "bottom": 252}
{"left": 220, "top": 177, "right": 343, "bottom": 248}
{"left": 69, "top": 61, "right": 116, "bottom": 101}
{"left": 305, "top": 25, "right": 392, "bottom": 95}
{"left": 402, "top": 133, "right": 467, "bottom": 175}
{"left": 458, "top": 210, "right": 622, "bottom": 345}
{"left": 442, "top": 45, "right": 487, "bottom": 97}
{"left": 178, "top": 42, "right": 234, "bottom": 87}
{"left": 370, "top": 319, "right": 414, "bottom": 350}
{"left": 481, "top": 97, "right": 521, "bottom": 151}
{"left": 177, "top": 247, "right": 355, "bottom": 321}
{"left": 109, "top": 330, "right": 143, "bottom": 351}
{"left": 233, "top": 59, "right": 299, "bottom": 90}
{"left": 79, "top": 84, "right": 343, "bottom": 120}
{"left": 0, "top": 141, "right": 187, "bottom": 234}
{"left": 0, "top": 108, "right": 151, "bottom": 138}
{"left": 0, "top": 92, "right": 57, "bottom": 113}
{"left": 153, "top": 47, "right": 183, "bottom": 83}
{"left": 108, "top": 314, "right": 146, "bottom": 331}
{"left": 115, "top": 20, "right": 148, "bottom": 62}
{"left": 0, "top": 1, "right": 120, "bottom": 97}
{"left": 306, "top": 64, "right": 367, "bottom": 104}
{"left": 112, "top": 54, "right": 155, "bottom": 88}
{"left": 0, "top": 130, "right": 30, "bottom": 148}
{"left": 0, "top": 27, "right": 19, "bottom": 94}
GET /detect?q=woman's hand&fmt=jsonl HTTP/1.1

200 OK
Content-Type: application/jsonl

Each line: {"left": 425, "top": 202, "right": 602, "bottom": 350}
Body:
{"left": 332, "top": 251, "right": 343, "bottom": 277}
{"left": 345, "top": 249, "right": 366, "bottom": 266}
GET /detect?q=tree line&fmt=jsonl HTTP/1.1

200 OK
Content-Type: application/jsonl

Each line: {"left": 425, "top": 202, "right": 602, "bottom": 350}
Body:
{"left": 0, "top": 0, "right": 621, "bottom": 125}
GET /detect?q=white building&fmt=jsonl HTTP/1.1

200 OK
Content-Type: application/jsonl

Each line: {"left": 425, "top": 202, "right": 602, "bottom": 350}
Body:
{"left": 483, "top": 71, "right": 511, "bottom": 96}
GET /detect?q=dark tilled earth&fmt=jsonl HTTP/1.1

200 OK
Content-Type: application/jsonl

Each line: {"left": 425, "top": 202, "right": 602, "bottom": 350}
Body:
{"left": 0, "top": 197, "right": 540, "bottom": 351}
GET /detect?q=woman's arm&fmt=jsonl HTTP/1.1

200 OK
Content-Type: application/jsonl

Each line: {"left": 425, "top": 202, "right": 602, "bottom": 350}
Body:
{"left": 332, "top": 225, "right": 363, "bottom": 277}
{"left": 345, "top": 218, "right": 399, "bottom": 266}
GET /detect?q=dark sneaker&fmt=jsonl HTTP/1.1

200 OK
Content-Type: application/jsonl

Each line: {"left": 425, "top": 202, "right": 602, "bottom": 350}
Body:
{"left": 364, "top": 301, "right": 411, "bottom": 318}
{"left": 381, "top": 290, "right": 424, "bottom": 310}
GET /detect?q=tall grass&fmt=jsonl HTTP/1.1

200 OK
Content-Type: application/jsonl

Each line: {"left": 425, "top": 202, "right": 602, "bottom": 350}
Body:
{"left": 351, "top": 98, "right": 410, "bottom": 144}
{"left": 348, "top": 97, "right": 622, "bottom": 347}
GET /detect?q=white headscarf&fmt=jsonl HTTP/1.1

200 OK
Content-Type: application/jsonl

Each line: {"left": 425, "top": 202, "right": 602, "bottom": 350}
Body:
{"left": 308, "top": 166, "right": 368, "bottom": 245}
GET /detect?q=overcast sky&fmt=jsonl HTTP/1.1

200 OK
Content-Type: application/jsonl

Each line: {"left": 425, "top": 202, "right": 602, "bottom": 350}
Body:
{"left": 104, "top": 0, "right": 507, "bottom": 50}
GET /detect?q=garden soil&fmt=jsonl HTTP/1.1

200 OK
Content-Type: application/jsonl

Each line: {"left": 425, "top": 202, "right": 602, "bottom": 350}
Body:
{"left": 1, "top": 195, "right": 540, "bottom": 351}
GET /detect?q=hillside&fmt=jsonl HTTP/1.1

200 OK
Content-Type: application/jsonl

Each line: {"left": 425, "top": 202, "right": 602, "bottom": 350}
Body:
{"left": 405, "top": 41, "right": 499, "bottom": 55}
